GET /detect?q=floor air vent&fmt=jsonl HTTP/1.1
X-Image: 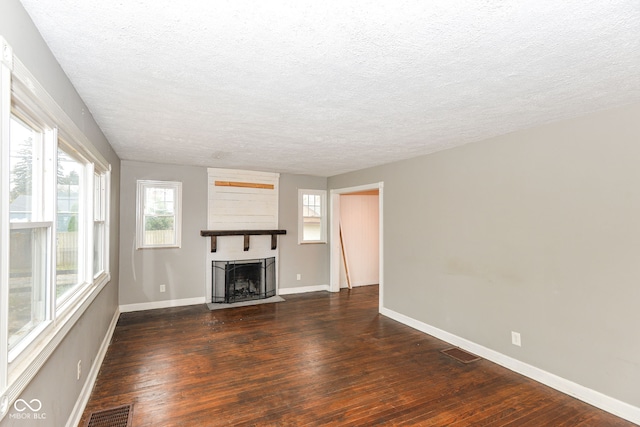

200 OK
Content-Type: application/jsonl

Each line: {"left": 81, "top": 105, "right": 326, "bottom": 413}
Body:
{"left": 85, "top": 404, "right": 133, "bottom": 427}
{"left": 441, "top": 347, "right": 481, "bottom": 364}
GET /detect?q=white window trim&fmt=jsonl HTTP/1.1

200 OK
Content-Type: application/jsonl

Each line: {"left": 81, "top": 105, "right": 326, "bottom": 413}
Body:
{"left": 0, "top": 38, "right": 13, "bottom": 408}
{"left": 93, "top": 170, "right": 109, "bottom": 278}
{"left": 136, "top": 180, "right": 183, "bottom": 249}
{"left": 0, "top": 37, "right": 111, "bottom": 421}
{"left": 298, "top": 189, "right": 327, "bottom": 244}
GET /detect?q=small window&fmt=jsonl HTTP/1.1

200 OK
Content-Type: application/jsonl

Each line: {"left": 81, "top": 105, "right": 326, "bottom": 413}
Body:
{"left": 298, "top": 189, "right": 327, "bottom": 244}
{"left": 136, "top": 180, "right": 182, "bottom": 249}
{"left": 93, "top": 172, "right": 107, "bottom": 277}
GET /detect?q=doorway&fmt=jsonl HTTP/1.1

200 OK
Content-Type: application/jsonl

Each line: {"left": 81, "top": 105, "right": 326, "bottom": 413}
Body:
{"left": 330, "top": 182, "right": 383, "bottom": 311}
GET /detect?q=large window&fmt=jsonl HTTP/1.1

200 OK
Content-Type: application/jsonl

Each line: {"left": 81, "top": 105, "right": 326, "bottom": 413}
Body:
{"left": 8, "top": 116, "right": 49, "bottom": 353}
{"left": 298, "top": 189, "right": 327, "bottom": 244}
{"left": 1, "top": 37, "right": 111, "bottom": 417}
{"left": 136, "top": 180, "right": 182, "bottom": 249}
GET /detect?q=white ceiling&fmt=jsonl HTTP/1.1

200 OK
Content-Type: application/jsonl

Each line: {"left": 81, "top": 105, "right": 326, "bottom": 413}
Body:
{"left": 19, "top": 0, "right": 640, "bottom": 177}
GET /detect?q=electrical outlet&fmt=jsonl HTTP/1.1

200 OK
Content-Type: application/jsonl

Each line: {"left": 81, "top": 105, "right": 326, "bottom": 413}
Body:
{"left": 511, "top": 331, "right": 521, "bottom": 347}
{"left": 296, "top": 274, "right": 301, "bottom": 281}
{"left": 160, "top": 284, "right": 166, "bottom": 293}
{"left": 77, "top": 360, "right": 82, "bottom": 380}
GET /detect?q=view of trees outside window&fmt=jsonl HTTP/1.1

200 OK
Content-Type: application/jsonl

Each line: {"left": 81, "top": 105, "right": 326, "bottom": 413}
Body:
{"left": 8, "top": 119, "right": 34, "bottom": 222}
{"left": 8, "top": 119, "right": 93, "bottom": 348}
{"left": 3, "top": 46, "right": 112, "bottom": 386}
{"left": 8, "top": 116, "right": 46, "bottom": 351}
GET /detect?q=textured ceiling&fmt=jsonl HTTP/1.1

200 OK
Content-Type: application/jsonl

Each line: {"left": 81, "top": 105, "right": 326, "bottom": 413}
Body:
{"left": 19, "top": 0, "right": 640, "bottom": 177}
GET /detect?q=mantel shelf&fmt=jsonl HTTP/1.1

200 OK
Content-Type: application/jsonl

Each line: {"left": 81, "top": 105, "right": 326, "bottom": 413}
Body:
{"left": 200, "top": 230, "right": 287, "bottom": 252}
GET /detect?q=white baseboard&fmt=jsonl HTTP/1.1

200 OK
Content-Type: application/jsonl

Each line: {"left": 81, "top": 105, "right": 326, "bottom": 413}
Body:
{"left": 66, "top": 308, "right": 120, "bottom": 427}
{"left": 119, "top": 297, "right": 206, "bottom": 313}
{"left": 380, "top": 307, "right": 640, "bottom": 425}
{"left": 278, "top": 284, "right": 330, "bottom": 295}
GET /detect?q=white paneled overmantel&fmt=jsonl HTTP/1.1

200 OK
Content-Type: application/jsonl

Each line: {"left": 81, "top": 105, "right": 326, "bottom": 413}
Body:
{"left": 204, "top": 168, "right": 282, "bottom": 303}
{"left": 207, "top": 168, "right": 279, "bottom": 230}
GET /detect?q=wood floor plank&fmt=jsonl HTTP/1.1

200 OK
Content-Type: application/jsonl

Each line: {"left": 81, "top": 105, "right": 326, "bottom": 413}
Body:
{"left": 79, "top": 286, "right": 634, "bottom": 426}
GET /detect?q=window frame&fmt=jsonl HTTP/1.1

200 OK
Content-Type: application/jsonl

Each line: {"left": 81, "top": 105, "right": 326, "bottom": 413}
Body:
{"left": 55, "top": 143, "right": 90, "bottom": 308}
{"left": 0, "top": 37, "right": 112, "bottom": 420}
{"left": 5, "top": 112, "right": 54, "bottom": 361}
{"left": 136, "top": 180, "right": 183, "bottom": 249}
{"left": 93, "top": 171, "right": 108, "bottom": 278}
{"left": 298, "top": 189, "right": 327, "bottom": 244}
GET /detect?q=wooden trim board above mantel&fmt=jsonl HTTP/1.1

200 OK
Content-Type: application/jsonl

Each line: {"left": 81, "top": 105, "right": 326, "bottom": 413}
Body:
{"left": 215, "top": 180, "right": 275, "bottom": 190}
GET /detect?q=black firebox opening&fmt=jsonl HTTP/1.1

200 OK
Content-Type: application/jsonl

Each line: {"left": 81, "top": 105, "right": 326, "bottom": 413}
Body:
{"left": 212, "top": 257, "right": 276, "bottom": 304}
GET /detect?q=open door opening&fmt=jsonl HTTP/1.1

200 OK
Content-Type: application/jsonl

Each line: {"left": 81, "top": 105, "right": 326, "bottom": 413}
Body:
{"left": 330, "top": 183, "right": 384, "bottom": 311}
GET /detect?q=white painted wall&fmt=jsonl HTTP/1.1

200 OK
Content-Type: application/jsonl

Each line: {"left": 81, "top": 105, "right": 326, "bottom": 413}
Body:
{"left": 278, "top": 174, "right": 329, "bottom": 291}
{"left": 119, "top": 161, "right": 207, "bottom": 308}
{"left": 328, "top": 103, "right": 640, "bottom": 421}
{"left": 339, "top": 194, "right": 379, "bottom": 287}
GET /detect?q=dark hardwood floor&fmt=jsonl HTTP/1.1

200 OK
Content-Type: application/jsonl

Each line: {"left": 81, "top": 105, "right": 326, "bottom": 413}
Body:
{"left": 80, "top": 286, "right": 633, "bottom": 426}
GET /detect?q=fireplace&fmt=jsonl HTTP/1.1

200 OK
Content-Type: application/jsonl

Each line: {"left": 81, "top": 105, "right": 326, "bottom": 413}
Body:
{"left": 211, "top": 257, "right": 276, "bottom": 304}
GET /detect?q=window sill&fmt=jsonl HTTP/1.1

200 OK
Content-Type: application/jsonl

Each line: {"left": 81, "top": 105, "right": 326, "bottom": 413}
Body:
{"left": 1, "top": 272, "right": 111, "bottom": 421}
{"left": 136, "top": 245, "right": 182, "bottom": 250}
